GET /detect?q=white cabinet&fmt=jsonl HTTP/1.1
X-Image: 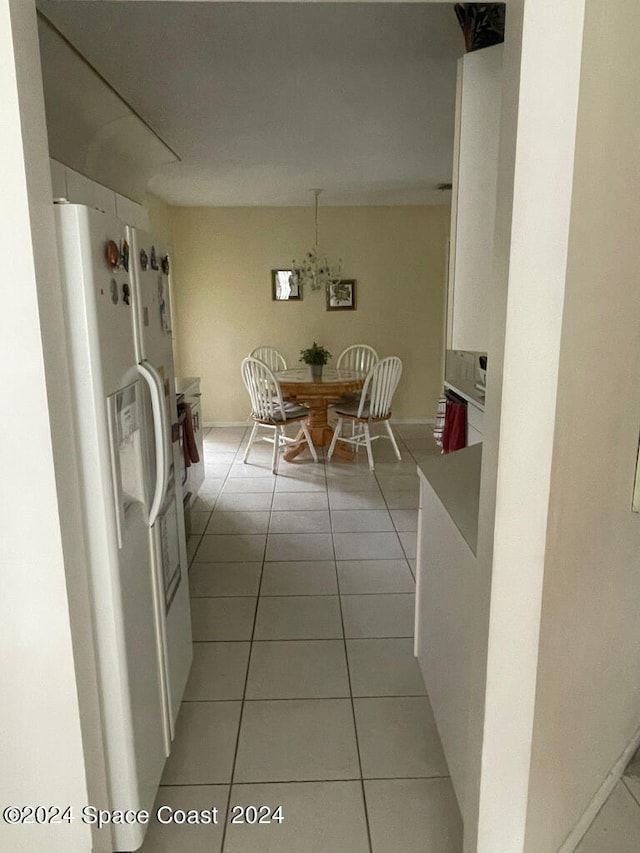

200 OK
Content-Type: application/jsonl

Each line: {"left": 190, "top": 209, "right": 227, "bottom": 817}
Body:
{"left": 466, "top": 400, "right": 484, "bottom": 446}
{"left": 115, "top": 193, "right": 150, "bottom": 231}
{"left": 49, "top": 159, "right": 148, "bottom": 228}
{"left": 447, "top": 44, "right": 503, "bottom": 352}
{"left": 63, "top": 166, "right": 117, "bottom": 216}
{"left": 415, "top": 446, "right": 482, "bottom": 812}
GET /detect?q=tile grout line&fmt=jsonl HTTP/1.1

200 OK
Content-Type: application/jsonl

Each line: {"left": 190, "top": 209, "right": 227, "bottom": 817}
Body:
{"left": 191, "top": 591, "right": 414, "bottom": 599}
{"left": 191, "top": 429, "right": 427, "bottom": 852}
{"left": 376, "top": 467, "right": 411, "bottom": 573}
{"left": 188, "top": 430, "right": 241, "bottom": 565}
{"left": 622, "top": 776, "right": 640, "bottom": 809}
{"left": 182, "top": 427, "right": 246, "bottom": 850}
{"left": 161, "top": 773, "right": 450, "bottom": 789}
{"left": 182, "top": 692, "right": 427, "bottom": 704}
{"left": 330, "top": 494, "right": 375, "bottom": 853}
{"left": 403, "top": 443, "right": 421, "bottom": 581}
{"left": 193, "top": 637, "right": 414, "bottom": 644}
{"left": 217, "top": 427, "right": 270, "bottom": 853}
{"left": 189, "top": 432, "right": 245, "bottom": 573}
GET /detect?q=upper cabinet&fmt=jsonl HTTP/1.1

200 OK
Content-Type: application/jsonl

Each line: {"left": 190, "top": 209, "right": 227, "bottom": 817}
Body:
{"left": 446, "top": 44, "right": 503, "bottom": 352}
{"left": 50, "top": 159, "right": 150, "bottom": 231}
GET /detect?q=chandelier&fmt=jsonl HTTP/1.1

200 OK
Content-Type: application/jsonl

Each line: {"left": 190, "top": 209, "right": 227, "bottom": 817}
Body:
{"left": 290, "top": 189, "right": 342, "bottom": 292}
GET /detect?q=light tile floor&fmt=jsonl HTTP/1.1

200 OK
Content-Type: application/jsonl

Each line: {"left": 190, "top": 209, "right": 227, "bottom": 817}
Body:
{"left": 575, "top": 763, "right": 640, "bottom": 852}
{"left": 139, "top": 422, "right": 639, "bottom": 852}
{"left": 141, "top": 423, "right": 463, "bottom": 853}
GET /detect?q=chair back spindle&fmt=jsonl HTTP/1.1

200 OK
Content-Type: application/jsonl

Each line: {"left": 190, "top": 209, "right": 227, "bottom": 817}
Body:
{"left": 242, "top": 357, "right": 285, "bottom": 422}
{"left": 248, "top": 346, "right": 287, "bottom": 373}
{"left": 358, "top": 356, "right": 402, "bottom": 418}
{"left": 337, "top": 344, "right": 378, "bottom": 375}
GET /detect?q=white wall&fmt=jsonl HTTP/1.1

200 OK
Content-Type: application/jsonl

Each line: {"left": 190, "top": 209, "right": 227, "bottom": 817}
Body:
{"left": 525, "top": 1, "right": 640, "bottom": 848}
{"left": 169, "top": 205, "right": 449, "bottom": 423}
{"left": 465, "top": 2, "right": 640, "bottom": 851}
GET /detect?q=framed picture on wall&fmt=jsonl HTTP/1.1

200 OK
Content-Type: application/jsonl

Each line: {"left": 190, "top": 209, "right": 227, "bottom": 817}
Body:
{"left": 326, "top": 280, "right": 356, "bottom": 311}
{"left": 271, "top": 269, "right": 301, "bottom": 301}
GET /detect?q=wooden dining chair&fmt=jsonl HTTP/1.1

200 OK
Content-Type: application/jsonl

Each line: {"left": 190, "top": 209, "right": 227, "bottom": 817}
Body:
{"left": 248, "top": 346, "right": 292, "bottom": 403}
{"left": 248, "top": 346, "right": 287, "bottom": 372}
{"left": 241, "top": 357, "right": 318, "bottom": 474}
{"left": 336, "top": 344, "right": 379, "bottom": 374}
{"left": 328, "top": 356, "right": 403, "bottom": 471}
{"left": 335, "top": 344, "right": 380, "bottom": 425}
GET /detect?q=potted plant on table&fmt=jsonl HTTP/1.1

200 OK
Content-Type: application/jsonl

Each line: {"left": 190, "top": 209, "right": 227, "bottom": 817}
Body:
{"left": 299, "top": 341, "right": 332, "bottom": 379}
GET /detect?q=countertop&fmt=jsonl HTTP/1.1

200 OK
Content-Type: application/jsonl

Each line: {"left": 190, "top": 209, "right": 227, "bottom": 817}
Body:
{"left": 417, "top": 443, "right": 482, "bottom": 554}
{"left": 176, "top": 376, "right": 200, "bottom": 395}
{"left": 444, "top": 379, "right": 485, "bottom": 410}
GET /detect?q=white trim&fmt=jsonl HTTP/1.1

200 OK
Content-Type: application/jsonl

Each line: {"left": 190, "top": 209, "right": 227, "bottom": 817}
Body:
{"left": 204, "top": 421, "right": 251, "bottom": 428}
{"left": 558, "top": 725, "right": 640, "bottom": 853}
{"left": 475, "top": 1, "right": 587, "bottom": 850}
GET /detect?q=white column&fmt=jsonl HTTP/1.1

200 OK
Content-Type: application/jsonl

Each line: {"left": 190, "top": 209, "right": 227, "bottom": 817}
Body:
{"left": 472, "top": 0, "right": 586, "bottom": 850}
{"left": 0, "top": 1, "right": 101, "bottom": 851}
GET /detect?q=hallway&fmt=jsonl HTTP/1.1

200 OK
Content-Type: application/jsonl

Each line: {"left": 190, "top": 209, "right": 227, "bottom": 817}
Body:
{"left": 140, "top": 424, "right": 462, "bottom": 852}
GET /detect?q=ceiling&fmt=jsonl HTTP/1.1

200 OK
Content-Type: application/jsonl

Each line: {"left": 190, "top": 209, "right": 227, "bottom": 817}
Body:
{"left": 37, "top": 2, "right": 463, "bottom": 206}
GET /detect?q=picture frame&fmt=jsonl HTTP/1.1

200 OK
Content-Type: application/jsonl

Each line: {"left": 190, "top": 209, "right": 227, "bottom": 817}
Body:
{"left": 326, "top": 279, "right": 356, "bottom": 311}
{"left": 271, "top": 269, "right": 301, "bottom": 301}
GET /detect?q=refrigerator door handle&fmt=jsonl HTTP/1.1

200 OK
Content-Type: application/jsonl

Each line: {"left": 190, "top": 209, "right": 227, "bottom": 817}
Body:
{"left": 138, "top": 360, "right": 170, "bottom": 526}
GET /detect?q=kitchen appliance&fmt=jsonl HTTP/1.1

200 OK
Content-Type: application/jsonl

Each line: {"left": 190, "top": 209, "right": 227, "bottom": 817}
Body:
{"left": 127, "top": 224, "right": 192, "bottom": 731}
{"left": 55, "top": 204, "right": 192, "bottom": 851}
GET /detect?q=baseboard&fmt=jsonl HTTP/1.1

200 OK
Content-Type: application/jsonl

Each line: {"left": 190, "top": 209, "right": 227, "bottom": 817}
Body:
{"left": 394, "top": 418, "right": 435, "bottom": 425}
{"left": 203, "top": 421, "right": 250, "bottom": 428}
{"left": 558, "top": 723, "right": 640, "bottom": 852}
{"left": 204, "top": 419, "right": 436, "bottom": 428}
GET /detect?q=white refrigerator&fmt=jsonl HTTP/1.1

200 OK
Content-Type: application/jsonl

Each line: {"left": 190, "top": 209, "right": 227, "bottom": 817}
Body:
{"left": 55, "top": 203, "right": 192, "bottom": 851}
{"left": 127, "top": 223, "right": 192, "bottom": 732}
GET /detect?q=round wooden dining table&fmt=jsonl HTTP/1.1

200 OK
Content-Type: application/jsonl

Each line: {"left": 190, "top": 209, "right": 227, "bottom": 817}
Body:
{"left": 275, "top": 367, "right": 365, "bottom": 461}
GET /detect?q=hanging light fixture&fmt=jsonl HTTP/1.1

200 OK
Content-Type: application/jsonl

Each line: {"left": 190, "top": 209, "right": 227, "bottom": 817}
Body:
{"left": 290, "top": 189, "right": 342, "bottom": 292}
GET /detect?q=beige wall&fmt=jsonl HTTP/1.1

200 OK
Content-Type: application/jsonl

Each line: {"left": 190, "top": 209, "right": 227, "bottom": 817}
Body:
{"left": 146, "top": 191, "right": 174, "bottom": 245}
{"left": 167, "top": 205, "right": 449, "bottom": 423}
{"left": 146, "top": 192, "right": 183, "bottom": 376}
{"left": 525, "top": 1, "right": 640, "bottom": 849}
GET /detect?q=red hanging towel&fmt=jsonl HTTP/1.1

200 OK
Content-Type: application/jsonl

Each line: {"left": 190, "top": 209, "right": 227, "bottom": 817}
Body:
{"left": 442, "top": 401, "right": 467, "bottom": 454}
{"left": 182, "top": 402, "right": 200, "bottom": 469}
